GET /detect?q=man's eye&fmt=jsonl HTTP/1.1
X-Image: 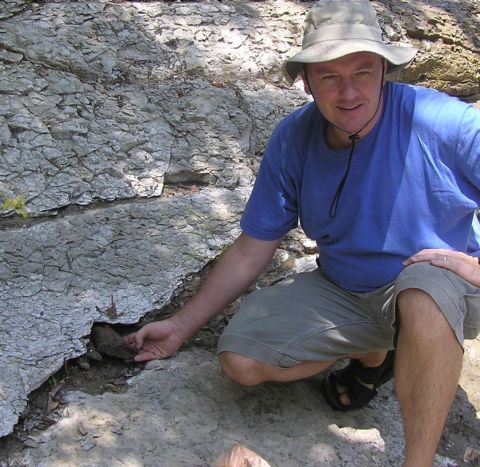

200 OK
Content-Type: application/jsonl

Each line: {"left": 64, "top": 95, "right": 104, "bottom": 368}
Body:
{"left": 321, "top": 75, "right": 337, "bottom": 80}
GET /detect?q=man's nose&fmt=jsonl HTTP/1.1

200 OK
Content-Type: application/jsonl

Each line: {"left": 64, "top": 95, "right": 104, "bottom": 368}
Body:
{"left": 337, "top": 78, "right": 358, "bottom": 99}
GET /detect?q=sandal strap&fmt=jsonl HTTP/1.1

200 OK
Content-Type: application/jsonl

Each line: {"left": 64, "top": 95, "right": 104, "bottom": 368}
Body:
{"left": 322, "top": 371, "right": 377, "bottom": 411}
{"left": 321, "top": 350, "right": 396, "bottom": 412}
{"left": 348, "top": 350, "right": 395, "bottom": 386}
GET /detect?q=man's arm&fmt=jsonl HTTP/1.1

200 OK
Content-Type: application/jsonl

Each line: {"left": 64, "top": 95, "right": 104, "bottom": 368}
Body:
{"left": 124, "top": 232, "right": 282, "bottom": 361}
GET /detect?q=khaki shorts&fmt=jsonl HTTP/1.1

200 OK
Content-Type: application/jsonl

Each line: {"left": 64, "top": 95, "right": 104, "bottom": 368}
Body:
{"left": 217, "top": 262, "right": 480, "bottom": 368}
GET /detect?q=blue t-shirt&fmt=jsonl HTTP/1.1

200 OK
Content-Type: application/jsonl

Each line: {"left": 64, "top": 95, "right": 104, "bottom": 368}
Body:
{"left": 241, "top": 82, "right": 480, "bottom": 292}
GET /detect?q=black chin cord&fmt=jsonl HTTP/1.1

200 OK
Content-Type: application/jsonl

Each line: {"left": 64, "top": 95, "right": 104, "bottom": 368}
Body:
{"left": 303, "top": 64, "right": 385, "bottom": 218}
{"left": 328, "top": 133, "right": 358, "bottom": 218}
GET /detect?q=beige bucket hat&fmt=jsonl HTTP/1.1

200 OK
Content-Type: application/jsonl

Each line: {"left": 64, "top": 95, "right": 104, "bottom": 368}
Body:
{"left": 282, "top": 0, "right": 418, "bottom": 85}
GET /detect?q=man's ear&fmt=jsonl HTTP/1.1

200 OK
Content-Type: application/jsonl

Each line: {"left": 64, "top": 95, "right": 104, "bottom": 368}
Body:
{"left": 300, "top": 68, "right": 312, "bottom": 95}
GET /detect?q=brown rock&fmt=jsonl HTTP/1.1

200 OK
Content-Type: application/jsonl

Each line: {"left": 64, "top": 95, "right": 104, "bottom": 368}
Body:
{"left": 90, "top": 324, "right": 136, "bottom": 361}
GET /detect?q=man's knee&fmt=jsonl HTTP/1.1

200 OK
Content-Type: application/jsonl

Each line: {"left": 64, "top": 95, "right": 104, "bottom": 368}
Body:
{"left": 396, "top": 263, "right": 444, "bottom": 319}
{"left": 396, "top": 288, "right": 452, "bottom": 338}
{"left": 218, "top": 351, "right": 266, "bottom": 387}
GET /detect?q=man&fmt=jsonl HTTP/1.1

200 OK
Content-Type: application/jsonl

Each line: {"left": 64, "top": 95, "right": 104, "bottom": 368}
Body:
{"left": 125, "top": 1, "right": 480, "bottom": 465}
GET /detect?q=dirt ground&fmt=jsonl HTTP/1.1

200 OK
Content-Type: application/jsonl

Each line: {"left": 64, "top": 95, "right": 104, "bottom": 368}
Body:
{"left": 1, "top": 331, "right": 479, "bottom": 466}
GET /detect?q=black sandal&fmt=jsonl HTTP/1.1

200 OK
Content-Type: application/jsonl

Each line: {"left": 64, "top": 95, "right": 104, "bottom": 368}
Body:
{"left": 321, "top": 350, "right": 395, "bottom": 411}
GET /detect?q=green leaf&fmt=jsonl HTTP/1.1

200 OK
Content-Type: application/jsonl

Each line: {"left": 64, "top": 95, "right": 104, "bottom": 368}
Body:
{"left": 0, "top": 193, "right": 28, "bottom": 218}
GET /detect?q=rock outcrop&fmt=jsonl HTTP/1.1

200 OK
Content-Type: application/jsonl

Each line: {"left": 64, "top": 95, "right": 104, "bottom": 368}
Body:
{"left": 0, "top": 0, "right": 479, "bottom": 438}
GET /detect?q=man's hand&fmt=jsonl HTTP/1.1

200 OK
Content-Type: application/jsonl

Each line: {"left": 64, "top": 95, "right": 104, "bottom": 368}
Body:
{"left": 404, "top": 249, "right": 480, "bottom": 287}
{"left": 123, "top": 319, "right": 185, "bottom": 362}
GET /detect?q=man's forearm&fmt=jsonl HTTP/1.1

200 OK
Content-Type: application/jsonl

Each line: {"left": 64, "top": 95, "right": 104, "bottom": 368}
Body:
{"left": 171, "top": 233, "right": 281, "bottom": 340}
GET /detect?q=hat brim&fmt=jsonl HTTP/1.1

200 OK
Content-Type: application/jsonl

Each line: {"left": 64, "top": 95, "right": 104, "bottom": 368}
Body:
{"left": 282, "top": 40, "right": 418, "bottom": 86}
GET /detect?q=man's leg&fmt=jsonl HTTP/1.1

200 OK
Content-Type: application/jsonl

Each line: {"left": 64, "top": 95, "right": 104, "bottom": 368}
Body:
{"left": 218, "top": 270, "right": 395, "bottom": 389}
{"left": 218, "top": 350, "right": 387, "bottom": 386}
{"left": 395, "top": 288, "right": 463, "bottom": 467}
{"left": 218, "top": 352, "right": 333, "bottom": 385}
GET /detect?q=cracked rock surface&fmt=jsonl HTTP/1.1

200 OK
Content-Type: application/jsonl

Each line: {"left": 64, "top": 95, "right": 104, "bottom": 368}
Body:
{"left": 0, "top": 187, "right": 248, "bottom": 437}
{"left": 0, "top": 0, "right": 479, "bottom": 454}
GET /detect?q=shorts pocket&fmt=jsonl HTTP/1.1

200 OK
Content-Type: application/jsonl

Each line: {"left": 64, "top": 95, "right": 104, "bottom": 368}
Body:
{"left": 464, "top": 293, "right": 480, "bottom": 339}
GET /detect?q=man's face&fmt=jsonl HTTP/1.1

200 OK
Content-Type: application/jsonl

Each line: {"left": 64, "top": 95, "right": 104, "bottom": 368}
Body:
{"left": 301, "top": 52, "right": 386, "bottom": 148}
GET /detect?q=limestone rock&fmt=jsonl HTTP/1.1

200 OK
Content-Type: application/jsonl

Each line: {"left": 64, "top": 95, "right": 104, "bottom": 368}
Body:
{"left": 381, "top": 0, "right": 480, "bottom": 97}
{"left": 0, "top": 187, "right": 248, "bottom": 437}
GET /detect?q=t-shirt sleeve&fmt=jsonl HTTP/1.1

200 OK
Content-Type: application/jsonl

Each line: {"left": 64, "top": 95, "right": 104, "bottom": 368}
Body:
{"left": 455, "top": 104, "right": 480, "bottom": 189}
{"left": 415, "top": 89, "right": 480, "bottom": 195}
{"left": 240, "top": 117, "right": 300, "bottom": 241}
{"left": 455, "top": 104, "right": 480, "bottom": 257}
